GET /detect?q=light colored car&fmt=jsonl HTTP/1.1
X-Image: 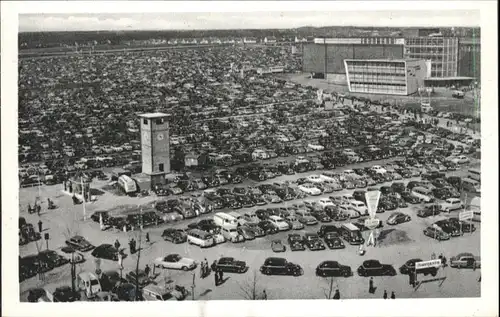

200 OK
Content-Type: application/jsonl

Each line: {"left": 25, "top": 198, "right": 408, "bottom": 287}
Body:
{"left": 263, "top": 191, "right": 282, "bottom": 204}
{"left": 298, "top": 184, "right": 322, "bottom": 196}
{"left": 439, "top": 198, "right": 464, "bottom": 212}
{"left": 448, "top": 155, "right": 470, "bottom": 164}
{"left": 318, "top": 199, "right": 335, "bottom": 209}
{"left": 268, "top": 215, "right": 290, "bottom": 231}
{"left": 349, "top": 201, "right": 368, "bottom": 216}
{"left": 370, "top": 165, "right": 387, "bottom": 174}
{"left": 387, "top": 212, "right": 411, "bottom": 225}
{"left": 153, "top": 254, "right": 197, "bottom": 271}
{"left": 307, "top": 175, "right": 324, "bottom": 183}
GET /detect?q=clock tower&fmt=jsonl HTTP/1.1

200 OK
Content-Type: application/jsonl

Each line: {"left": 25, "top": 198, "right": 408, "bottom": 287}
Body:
{"left": 138, "top": 112, "right": 171, "bottom": 187}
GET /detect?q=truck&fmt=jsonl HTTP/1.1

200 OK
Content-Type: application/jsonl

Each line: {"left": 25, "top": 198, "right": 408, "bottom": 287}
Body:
{"left": 449, "top": 253, "right": 481, "bottom": 269}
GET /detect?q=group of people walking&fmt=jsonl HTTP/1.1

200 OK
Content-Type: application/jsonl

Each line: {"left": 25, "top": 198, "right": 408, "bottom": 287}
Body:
{"left": 369, "top": 277, "right": 396, "bottom": 299}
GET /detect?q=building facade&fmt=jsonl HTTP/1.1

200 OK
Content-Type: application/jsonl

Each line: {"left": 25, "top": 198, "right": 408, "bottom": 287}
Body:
{"left": 404, "top": 37, "right": 459, "bottom": 78}
{"left": 138, "top": 112, "right": 171, "bottom": 187}
{"left": 344, "top": 59, "right": 429, "bottom": 96}
{"left": 458, "top": 38, "right": 481, "bottom": 79}
{"left": 303, "top": 37, "right": 405, "bottom": 75}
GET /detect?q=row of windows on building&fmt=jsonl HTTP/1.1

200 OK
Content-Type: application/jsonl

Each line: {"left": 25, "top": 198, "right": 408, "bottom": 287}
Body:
{"left": 360, "top": 38, "right": 398, "bottom": 45}
{"left": 350, "top": 83, "right": 407, "bottom": 93}
{"left": 347, "top": 68, "right": 406, "bottom": 75}
{"left": 405, "top": 38, "right": 458, "bottom": 46}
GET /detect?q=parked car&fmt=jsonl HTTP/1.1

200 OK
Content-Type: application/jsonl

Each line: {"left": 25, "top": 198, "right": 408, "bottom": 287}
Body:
{"left": 399, "top": 259, "right": 439, "bottom": 276}
{"left": 449, "top": 253, "right": 481, "bottom": 269}
{"left": 448, "top": 217, "right": 476, "bottom": 233}
{"left": 423, "top": 226, "right": 450, "bottom": 241}
{"left": 439, "top": 198, "right": 464, "bottom": 212}
{"left": 434, "top": 219, "right": 461, "bottom": 237}
{"left": 215, "top": 257, "right": 249, "bottom": 273}
{"left": 161, "top": 228, "right": 187, "bottom": 243}
{"left": 303, "top": 233, "right": 326, "bottom": 251}
{"left": 91, "top": 244, "right": 121, "bottom": 261}
{"left": 315, "top": 261, "right": 352, "bottom": 277}
{"left": 271, "top": 239, "right": 287, "bottom": 252}
{"left": 259, "top": 257, "right": 303, "bottom": 276}
{"left": 125, "top": 269, "right": 151, "bottom": 288}
{"left": 287, "top": 234, "right": 306, "bottom": 251}
{"left": 153, "top": 254, "right": 197, "bottom": 271}
{"left": 417, "top": 204, "right": 441, "bottom": 218}
{"left": 357, "top": 260, "right": 397, "bottom": 277}
{"left": 323, "top": 232, "right": 345, "bottom": 249}
{"left": 386, "top": 212, "right": 411, "bottom": 225}
{"left": 38, "top": 250, "right": 70, "bottom": 269}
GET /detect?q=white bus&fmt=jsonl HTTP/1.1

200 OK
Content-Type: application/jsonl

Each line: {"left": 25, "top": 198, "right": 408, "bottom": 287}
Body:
{"left": 118, "top": 175, "right": 137, "bottom": 194}
{"left": 467, "top": 168, "right": 480, "bottom": 182}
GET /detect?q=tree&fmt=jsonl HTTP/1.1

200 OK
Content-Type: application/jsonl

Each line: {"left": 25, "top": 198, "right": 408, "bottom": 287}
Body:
{"left": 237, "top": 269, "right": 263, "bottom": 300}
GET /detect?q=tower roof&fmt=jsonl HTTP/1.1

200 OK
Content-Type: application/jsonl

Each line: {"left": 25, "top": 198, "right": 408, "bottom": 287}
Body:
{"left": 137, "top": 112, "right": 170, "bottom": 119}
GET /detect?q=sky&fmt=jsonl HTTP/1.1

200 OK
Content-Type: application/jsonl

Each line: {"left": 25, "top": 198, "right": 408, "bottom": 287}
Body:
{"left": 19, "top": 10, "right": 480, "bottom": 32}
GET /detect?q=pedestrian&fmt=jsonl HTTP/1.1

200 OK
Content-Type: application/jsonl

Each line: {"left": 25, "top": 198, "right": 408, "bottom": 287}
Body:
{"left": 114, "top": 239, "right": 120, "bottom": 251}
{"left": 145, "top": 264, "right": 151, "bottom": 277}
{"left": 131, "top": 238, "right": 136, "bottom": 254}
{"left": 27, "top": 203, "right": 32, "bottom": 214}
{"left": 145, "top": 232, "right": 150, "bottom": 243}
{"left": 391, "top": 291, "right": 395, "bottom": 299}
{"left": 431, "top": 252, "right": 436, "bottom": 260}
{"left": 409, "top": 272, "right": 415, "bottom": 287}
{"left": 37, "top": 220, "right": 43, "bottom": 233}
{"left": 262, "top": 290, "right": 268, "bottom": 300}
{"left": 219, "top": 270, "right": 224, "bottom": 284}
{"left": 214, "top": 268, "right": 219, "bottom": 286}
{"left": 204, "top": 258, "right": 209, "bottom": 276}
{"left": 369, "top": 277, "right": 375, "bottom": 294}
{"left": 383, "top": 290, "right": 388, "bottom": 299}
{"left": 37, "top": 204, "right": 41, "bottom": 216}
{"left": 333, "top": 289, "right": 340, "bottom": 300}
{"left": 200, "top": 261, "right": 206, "bottom": 278}
{"left": 473, "top": 260, "right": 477, "bottom": 271}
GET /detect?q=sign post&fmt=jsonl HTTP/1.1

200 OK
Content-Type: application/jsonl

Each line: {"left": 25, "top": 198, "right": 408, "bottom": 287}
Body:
{"left": 414, "top": 259, "right": 444, "bottom": 289}
{"left": 364, "top": 191, "right": 381, "bottom": 247}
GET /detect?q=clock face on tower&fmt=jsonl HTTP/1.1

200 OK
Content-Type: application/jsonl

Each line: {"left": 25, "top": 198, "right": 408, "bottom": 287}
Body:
{"left": 157, "top": 133, "right": 164, "bottom": 141}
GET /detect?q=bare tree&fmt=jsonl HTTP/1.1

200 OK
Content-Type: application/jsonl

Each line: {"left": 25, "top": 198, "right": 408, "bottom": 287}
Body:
{"left": 237, "top": 269, "right": 263, "bottom": 300}
{"left": 322, "top": 276, "right": 336, "bottom": 299}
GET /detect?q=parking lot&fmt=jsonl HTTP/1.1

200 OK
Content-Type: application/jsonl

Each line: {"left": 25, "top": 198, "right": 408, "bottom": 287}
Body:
{"left": 18, "top": 43, "right": 482, "bottom": 302}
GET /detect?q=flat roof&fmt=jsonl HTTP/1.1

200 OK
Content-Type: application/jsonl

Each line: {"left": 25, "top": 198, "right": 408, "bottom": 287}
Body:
{"left": 424, "top": 76, "right": 476, "bottom": 81}
{"left": 137, "top": 112, "right": 170, "bottom": 118}
{"left": 345, "top": 58, "right": 423, "bottom": 63}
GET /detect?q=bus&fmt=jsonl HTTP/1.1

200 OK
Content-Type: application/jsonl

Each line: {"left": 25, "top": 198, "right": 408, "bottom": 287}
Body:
{"left": 467, "top": 168, "right": 480, "bottom": 182}
{"left": 117, "top": 175, "right": 137, "bottom": 195}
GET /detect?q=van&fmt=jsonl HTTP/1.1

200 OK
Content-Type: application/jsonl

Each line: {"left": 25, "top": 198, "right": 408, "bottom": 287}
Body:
{"left": 142, "top": 284, "right": 186, "bottom": 301}
{"left": 186, "top": 229, "right": 215, "bottom": 248}
{"left": 77, "top": 272, "right": 101, "bottom": 299}
{"left": 411, "top": 187, "right": 435, "bottom": 203}
{"left": 213, "top": 212, "right": 239, "bottom": 229}
{"left": 462, "top": 178, "right": 480, "bottom": 193}
{"left": 118, "top": 175, "right": 137, "bottom": 194}
{"left": 339, "top": 223, "right": 365, "bottom": 245}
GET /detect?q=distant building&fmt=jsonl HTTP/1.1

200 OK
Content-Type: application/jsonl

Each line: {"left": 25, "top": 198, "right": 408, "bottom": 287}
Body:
{"left": 344, "top": 59, "right": 429, "bottom": 95}
{"left": 264, "top": 36, "right": 277, "bottom": 44}
{"left": 418, "top": 28, "right": 442, "bottom": 37}
{"left": 458, "top": 37, "right": 481, "bottom": 79}
{"left": 404, "top": 37, "right": 459, "bottom": 78}
{"left": 243, "top": 37, "right": 257, "bottom": 44}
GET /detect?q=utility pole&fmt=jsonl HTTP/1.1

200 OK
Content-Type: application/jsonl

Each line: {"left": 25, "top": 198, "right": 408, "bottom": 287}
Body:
{"left": 191, "top": 272, "right": 196, "bottom": 300}
{"left": 135, "top": 207, "right": 143, "bottom": 301}
{"left": 81, "top": 177, "right": 86, "bottom": 220}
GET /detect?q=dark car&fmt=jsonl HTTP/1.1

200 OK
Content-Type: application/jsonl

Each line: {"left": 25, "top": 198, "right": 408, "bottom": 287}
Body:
{"left": 161, "top": 228, "right": 187, "bottom": 244}
{"left": 113, "top": 283, "right": 139, "bottom": 301}
{"left": 317, "top": 225, "right": 339, "bottom": 238}
{"left": 310, "top": 211, "right": 332, "bottom": 223}
{"left": 387, "top": 212, "right": 411, "bottom": 226}
{"left": 399, "top": 258, "right": 439, "bottom": 277}
{"left": 215, "top": 257, "right": 249, "bottom": 273}
{"left": 357, "top": 259, "right": 397, "bottom": 277}
{"left": 20, "top": 254, "right": 47, "bottom": 282}
{"left": 401, "top": 191, "right": 421, "bottom": 204}
{"left": 287, "top": 233, "right": 306, "bottom": 251}
{"left": 352, "top": 190, "right": 366, "bottom": 204}
{"left": 258, "top": 220, "right": 278, "bottom": 235}
{"left": 446, "top": 176, "right": 462, "bottom": 189}
{"left": 434, "top": 219, "right": 461, "bottom": 237}
{"left": 255, "top": 209, "right": 270, "bottom": 221}
{"left": 303, "top": 233, "right": 326, "bottom": 251}
{"left": 448, "top": 217, "right": 476, "bottom": 233}
{"left": 26, "top": 288, "right": 47, "bottom": 302}
{"left": 417, "top": 204, "right": 441, "bottom": 218}
{"left": 38, "top": 250, "right": 70, "bottom": 269}
{"left": 65, "top": 235, "right": 95, "bottom": 252}
{"left": 323, "top": 232, "right": 345, "bottom": 249}
{"left": 91, "top": 211, "right": 110, "bottom": 224}
{"left": 91, "top": 244, "right": 121, "bottom": 261}
{"left": 99, "top": 270, "right": 124, "bottom": 292}
{"left": 316, "top": 261, "right": 352, "bottom": 277}
{"left": 51, "top": 286, "right": 81, "bottom": 302}
{"left": 423, "top": 226, "right": 451, "bottom": 241}
{"left": 259, "top": 257, "right": 303, "bottom": 276}
{"left": 432, "top": 188, "right": 452, "bottom": 200}
{"left": 125, "top": 269, "right": 151, "bottom": 288}
{"left": 391, "top": 182, "right": 406, "bottom": 194}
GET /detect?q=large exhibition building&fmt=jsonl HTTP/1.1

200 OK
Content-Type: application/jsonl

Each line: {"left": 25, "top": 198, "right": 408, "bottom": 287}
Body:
{"left": 344, "top": 59, "right": 429, "bottom": 96}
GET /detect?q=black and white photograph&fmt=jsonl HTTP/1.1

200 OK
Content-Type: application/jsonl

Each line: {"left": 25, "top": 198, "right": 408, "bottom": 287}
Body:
{"left": 1, "top": 2, "right": 498, "bottom": 317}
